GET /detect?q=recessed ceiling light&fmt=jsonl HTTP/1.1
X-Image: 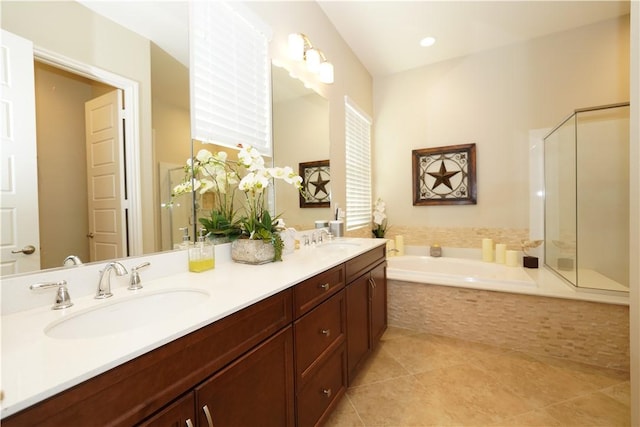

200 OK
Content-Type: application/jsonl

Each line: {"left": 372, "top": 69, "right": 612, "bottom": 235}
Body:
{"left": 420, "top": 36, "right": 436, "bottom": 47}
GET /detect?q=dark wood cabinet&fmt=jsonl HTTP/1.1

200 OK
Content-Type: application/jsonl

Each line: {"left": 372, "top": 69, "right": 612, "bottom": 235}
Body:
{"left": 3, "top": 244, "right": 387, "bottom": 427}
{"left": 293, "top": 264, "right": 345, "bottom": 318}
{"left": 296, "top": 343, "right": 347, "bottom": 427}
{"left": 195, "top": 326, "right": 295, "bottom": 427}
{"left": 138, "top": 393, "right": 195, "bottom": 427}
{"left": 3, "top": 290, "right": 293, "bottom": 427}
{"left": 345, "top": 246, "right": 387, "bottom": 384}
{"left": 293, "top": 269, "right": 347, "bottom": 426}
{"left": 370, "top": 261, "right": 387, "bottom": 347}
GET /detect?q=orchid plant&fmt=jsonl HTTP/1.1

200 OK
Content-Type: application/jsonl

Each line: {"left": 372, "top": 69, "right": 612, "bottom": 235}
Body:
{"left": 172, "top": 145, "right": 303, "bottom": 260}
{"left": 372, "top": 197, "right": 389, "bottom": 238}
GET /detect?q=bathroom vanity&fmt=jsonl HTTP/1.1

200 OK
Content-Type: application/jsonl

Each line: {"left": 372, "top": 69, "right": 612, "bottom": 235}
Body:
{"left": 1, "top": 239, "right": 386, "bottom": 427}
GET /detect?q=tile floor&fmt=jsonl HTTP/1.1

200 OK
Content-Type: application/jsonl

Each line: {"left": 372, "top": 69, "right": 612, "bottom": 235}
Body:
{"left": 326, "top": 327, "right": 631, "bottom": 427}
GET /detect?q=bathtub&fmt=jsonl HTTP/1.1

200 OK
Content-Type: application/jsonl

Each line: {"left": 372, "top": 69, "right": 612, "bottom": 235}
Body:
{"left": 387, "top": 255, "right": 537, "bottom": 289}
{"left": 385, "top": 255, "right": 630, "bottom": 371}
{"left": 387, "top": 253, "right": 628, "bottom": 305}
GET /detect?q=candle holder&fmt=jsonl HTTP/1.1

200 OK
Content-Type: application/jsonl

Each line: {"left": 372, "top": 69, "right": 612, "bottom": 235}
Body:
{"left": 521, "top": 239, "right": 543, "bottom": 269}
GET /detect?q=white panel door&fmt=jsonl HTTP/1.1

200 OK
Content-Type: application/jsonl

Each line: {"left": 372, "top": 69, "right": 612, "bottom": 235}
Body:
{"left": 85, "top": 90, "right": 125, "bottom": 261}
{"left": 0, "top": 30, "right": 41, "bottom": 275}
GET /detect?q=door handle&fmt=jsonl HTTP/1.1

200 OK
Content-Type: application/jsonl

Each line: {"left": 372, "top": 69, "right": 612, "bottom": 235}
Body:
{"left": 87, "top": 232, "right": 95, "bottom": 238}
{"left": 11, "top": 245, "right": 36, "bottom": 255}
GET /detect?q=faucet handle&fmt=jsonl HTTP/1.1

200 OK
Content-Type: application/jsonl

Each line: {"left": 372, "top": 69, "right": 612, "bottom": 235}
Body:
{"left": 30, "top": 280, "right": 73, "bottom": 310}
{"left": 128, "top": 262, "right": 150, "bottom": 290}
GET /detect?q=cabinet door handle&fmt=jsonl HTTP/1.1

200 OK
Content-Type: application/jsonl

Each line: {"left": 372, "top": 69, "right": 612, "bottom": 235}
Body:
{"left": 186, "top": 419, "right": 194, "bottom": 427}
{"left": 369, "top": 277, "right": 376, "bottom": 297}
{"left": 202, "top": 405, "right": 214, "bottom": 427}
{"left": 320, "top": 328, "right": 331, "bottom": 337}
{"left": 319, "top": 282, "right": 330, "bottom": 291}
{"left": 323, "top": 388, "right": 332, "bottom": 398}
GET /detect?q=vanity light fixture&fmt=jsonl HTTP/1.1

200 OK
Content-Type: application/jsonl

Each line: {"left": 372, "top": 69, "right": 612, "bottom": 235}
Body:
{"left": 288, "top": 33, "right": 334, "bottom": 84}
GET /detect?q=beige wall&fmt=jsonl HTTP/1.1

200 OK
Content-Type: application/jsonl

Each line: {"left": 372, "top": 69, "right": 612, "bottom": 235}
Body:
{"left": 273, "top": 92, "right": 330, "bottom": 229}
{"left": 373, "top": 16, "right": 630, "bottom": 244}
{"left": 2, "top": 0, "right": 156, "bottom": 253}
{"left": 151, "top": 43, "right": 191, "bottom": 250}
{"left": 246, "top": 1, "right": 374, "bottom": 224}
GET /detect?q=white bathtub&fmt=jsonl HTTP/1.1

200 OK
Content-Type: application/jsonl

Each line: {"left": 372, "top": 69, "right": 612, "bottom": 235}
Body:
{"left": 387, "top": 255, "right": 537, "bottom": 289}
{"left": 386, "top": 254, "right": 628, "bottom": 308}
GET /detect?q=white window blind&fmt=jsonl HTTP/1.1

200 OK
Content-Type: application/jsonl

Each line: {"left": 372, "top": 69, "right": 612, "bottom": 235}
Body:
{"left": 345, "top": 97, "right": 372, "bottom": 231}
{"left": 190, "top": 1, "right": 272, "bottom": 156}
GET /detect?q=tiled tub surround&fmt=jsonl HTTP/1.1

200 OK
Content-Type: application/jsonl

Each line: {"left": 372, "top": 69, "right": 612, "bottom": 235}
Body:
{"left": 374, "top": 226, "right": 530, "bottom": 250}
{"left": 388, "top": 254, "right": 629, "bottom": 371}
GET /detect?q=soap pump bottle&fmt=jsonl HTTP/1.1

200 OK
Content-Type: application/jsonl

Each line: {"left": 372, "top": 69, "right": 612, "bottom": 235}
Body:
{"left": 175, "top": 226, "right": 191, "bottom": 250}
{"left": 188, "top": 228, "right": 215, "bottom": 272}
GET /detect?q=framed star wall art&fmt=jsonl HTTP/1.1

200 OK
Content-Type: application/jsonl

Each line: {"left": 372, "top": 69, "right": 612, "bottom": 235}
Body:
{"left": 412, "top": 143, "right": 477, "bottom": 206}
{"left": 299, "top": 160, "right": 331, "bottom": 208}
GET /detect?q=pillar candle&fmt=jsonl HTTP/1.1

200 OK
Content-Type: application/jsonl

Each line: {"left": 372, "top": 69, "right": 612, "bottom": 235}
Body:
{"left": 482, "top": 238, "right": 494, "bottom": 262}
{"left": 395, "top": 235, "right": 405, "bottom": 256}
{"left": 506, "top": 250, "right": 519, "bottom": 267}
{"left": 386, "top": 239, "right": 396, "bottom": 257}
{"left": 495, "top": 244, "right": 507, "bottom": 264}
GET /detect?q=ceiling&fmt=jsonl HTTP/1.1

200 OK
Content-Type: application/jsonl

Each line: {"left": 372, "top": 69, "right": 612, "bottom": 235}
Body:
{"left": 317, "top": 1, "right": 630, "bottom": 77}
{"left": 77, "top": 1, "right": 630, "bottom": 78}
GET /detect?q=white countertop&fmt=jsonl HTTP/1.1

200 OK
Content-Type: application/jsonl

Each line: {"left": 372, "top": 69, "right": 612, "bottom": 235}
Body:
{"left": 0, "top": 238, "right": 385, "bottom": 419}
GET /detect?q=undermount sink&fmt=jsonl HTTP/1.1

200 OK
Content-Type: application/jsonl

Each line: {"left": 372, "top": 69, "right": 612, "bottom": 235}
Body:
{"left": 45, "top": 289, "right": 210, "bottom": 340}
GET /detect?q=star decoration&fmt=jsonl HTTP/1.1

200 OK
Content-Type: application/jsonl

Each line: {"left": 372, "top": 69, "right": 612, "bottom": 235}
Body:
{"left": 428, "top": 161, "right": 460, "bottom": 191}
{"left": 309, "top": 172, "right": 330, "bottom": 197}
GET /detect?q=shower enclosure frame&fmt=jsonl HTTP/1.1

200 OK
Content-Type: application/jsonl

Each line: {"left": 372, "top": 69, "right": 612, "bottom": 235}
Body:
{"left": 543, "top": 102, "right": 630, "bottom": 293}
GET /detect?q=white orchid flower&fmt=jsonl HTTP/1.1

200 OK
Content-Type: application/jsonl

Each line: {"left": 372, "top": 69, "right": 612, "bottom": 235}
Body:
{"left": 195, "top": 149, "right": 213, "bottom": 163}
{"left": 238, "top": 145, "right": 265, "bottom": 171}
{"left": 374, "top": 198, "right": 386, "bottom": 212}
{"left": 373, "top": 211, "right": 386, "bottom": 225}
{"left": 198, "top": 178, "right": 215, "bottom": 194}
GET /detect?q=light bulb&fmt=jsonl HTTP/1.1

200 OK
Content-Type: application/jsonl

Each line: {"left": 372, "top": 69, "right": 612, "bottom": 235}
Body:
{"left": 288, "top": 33, "right": 305, "bottom": 61}
{"left": 305, "top": 48, "right": 321, "bottom": 72}
{"left": 319, "top": 61, "right": 334, "bottom": 84}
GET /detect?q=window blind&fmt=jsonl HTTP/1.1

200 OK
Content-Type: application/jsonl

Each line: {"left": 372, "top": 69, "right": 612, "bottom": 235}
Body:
{"left": 190, "top": 1, "right": 272, "bottom": 156}
{"left": 345, "top": 97, "right": 372, "bottom": 231}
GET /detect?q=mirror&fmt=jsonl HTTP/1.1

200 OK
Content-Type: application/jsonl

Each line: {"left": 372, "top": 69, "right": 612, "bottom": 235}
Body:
{"left": 271, "top": 64, "right": 331, "bottom": 229}
{"left": 1, "top": 1, "right": 190, "bottom": 276}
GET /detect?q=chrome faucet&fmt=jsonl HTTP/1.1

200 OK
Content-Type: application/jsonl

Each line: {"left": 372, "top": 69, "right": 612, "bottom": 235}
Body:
{"left": 315, "top": 229, "right": 333, "bottom": 243}
{"left": 30, "top": 280, "right": 73, "bottom": 310}
{"left": 63, "top": 255, "right": 83, "bottom": 266}
{"left": 96, "top": 261, "right": 128, "bottom": 299}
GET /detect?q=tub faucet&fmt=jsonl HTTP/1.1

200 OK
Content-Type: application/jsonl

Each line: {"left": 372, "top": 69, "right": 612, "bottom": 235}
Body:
{"left": 430, "top": 244, "right": 442, "bottom": 258}
{"left": 96, "top": 261, "right": 128, "bottom": 299}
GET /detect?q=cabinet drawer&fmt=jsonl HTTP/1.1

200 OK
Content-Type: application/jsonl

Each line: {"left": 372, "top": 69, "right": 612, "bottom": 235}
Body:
{"left": 294, "top": 290, "right": 346, "bottom": 384}
{"left": 345, "top": 245, "right": 385, "bottom": 283}
{"left": 296, "top": 343, "right": 347, "bottom": 427}
{"left": 293, "top": 264, "right": 345, "bottom": 317}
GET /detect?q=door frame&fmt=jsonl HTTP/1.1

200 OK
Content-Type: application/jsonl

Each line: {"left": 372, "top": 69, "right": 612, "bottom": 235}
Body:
{"left": 33, "top": 46, "right": 143, "bottom": 255}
